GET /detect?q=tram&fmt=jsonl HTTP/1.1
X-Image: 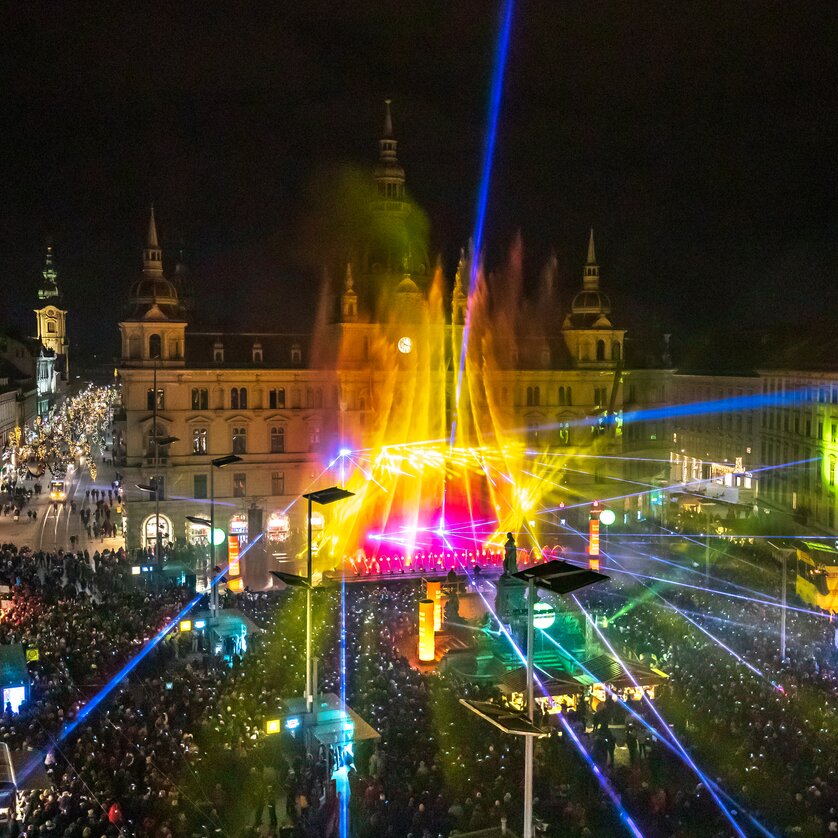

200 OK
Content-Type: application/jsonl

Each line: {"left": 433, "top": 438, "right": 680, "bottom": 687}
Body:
{"left": 795, "top": 540, "right": 838, "bottom": 613}
{"left": 48, "top": 479, "right": 67, "bottom": 502}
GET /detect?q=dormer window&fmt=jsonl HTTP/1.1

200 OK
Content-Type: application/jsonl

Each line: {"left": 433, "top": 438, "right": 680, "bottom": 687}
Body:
{"left": 213, "top": 340, "right": 224, "bottom": 363}
{"left": 252, "top": 341, "right": 263, "bottom": 363}
{"left": 291, "top": 343, "right": 302, "bottom": 364}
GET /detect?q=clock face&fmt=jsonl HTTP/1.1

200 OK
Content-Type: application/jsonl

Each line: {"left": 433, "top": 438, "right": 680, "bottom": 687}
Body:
{"left": 397, "top": 336, "right": 413, "bottom": 354}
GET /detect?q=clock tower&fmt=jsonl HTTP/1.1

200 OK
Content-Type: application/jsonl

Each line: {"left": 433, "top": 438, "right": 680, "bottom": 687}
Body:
{"left": 34, "top": 243, "right": 69, "bottom": 381}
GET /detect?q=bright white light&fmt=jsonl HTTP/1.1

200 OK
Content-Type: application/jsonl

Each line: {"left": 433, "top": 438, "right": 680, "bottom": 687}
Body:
{"left": 339, "top": 448, "right": 352, "bottom": 457}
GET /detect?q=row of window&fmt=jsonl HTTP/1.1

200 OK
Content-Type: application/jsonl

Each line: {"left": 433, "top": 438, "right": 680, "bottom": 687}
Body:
{"left": 211, "top": 343, "right": 302, "bottom": 364}
{"left": 150, "top": 386, "right": 326, "bottom": 412}
{"left": 523, "top": 386, "right": 575, "bottom": 407}
{"left": 192, "top": 470, "right": 286, "bottom": 499}
{"left": 150, "top": 426, "right": 318, "bottom": 455}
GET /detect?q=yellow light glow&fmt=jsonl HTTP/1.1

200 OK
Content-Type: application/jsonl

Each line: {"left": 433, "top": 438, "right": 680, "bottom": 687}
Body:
{"left": 418, "top": 599, "right": 435, "bottom": 662}
{"left": 179, "top": 620, "right": 192, "bottom": 632}
{"left": 265, "top": 719, "right": 281, "bottom": 735}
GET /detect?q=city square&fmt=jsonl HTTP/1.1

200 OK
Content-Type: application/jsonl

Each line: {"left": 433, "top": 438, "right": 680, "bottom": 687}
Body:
{"left": 0, "top": 3, "right": 837, "bottom": 837}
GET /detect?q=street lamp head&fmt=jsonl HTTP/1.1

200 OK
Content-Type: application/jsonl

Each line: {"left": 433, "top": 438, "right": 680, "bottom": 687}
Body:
{"left": 512, "top": 559, "right": 609, "bottom": 595}
{"left": 135, "top": 483, "right": 156, "bottom": 493}
{"left": 212, "top": 454, "right": 243, "bottom": 469}
{"left": 303, "top": 486, "right": 355, "bottom": 506}
{"left": 150, "top": 436, "right": 179, "bottom": 446}
{"left": 185, "top": 516, "right": 212, "bottom": 528}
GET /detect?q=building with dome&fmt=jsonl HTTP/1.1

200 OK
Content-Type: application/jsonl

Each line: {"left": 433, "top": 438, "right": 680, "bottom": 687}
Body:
{"left": 113, "top": 103, "right": 685, "bottom": 581}
{"left": 114, "top": 103, "right": 681, "bottom": 573}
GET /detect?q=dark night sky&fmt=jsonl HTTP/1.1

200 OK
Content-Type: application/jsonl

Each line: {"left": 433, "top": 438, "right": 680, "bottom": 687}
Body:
{"left": 1, "top": 2, "right": 837, "bottom": 364}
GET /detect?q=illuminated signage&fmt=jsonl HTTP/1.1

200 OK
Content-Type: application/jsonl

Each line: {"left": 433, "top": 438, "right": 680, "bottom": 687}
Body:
{"left": 228, "top": 537, "right": 240, "bottom": 577}
{"left": 599, "top": 508, "right": 616, "bottom": 527}
{"left": 265, "top": 719, "right": 281, "bottom": 735}
{"left": 589, "top": 518, "right": 600, "bottom": 556}
{"left": 285, "top": 717, "right": 301, "bottom": 731}
{"left": 179, "top": 620, "right": 192, "bottom": 633}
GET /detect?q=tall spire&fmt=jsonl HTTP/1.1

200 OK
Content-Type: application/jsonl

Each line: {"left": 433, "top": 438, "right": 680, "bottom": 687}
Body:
{"left": 373, "top": 98, "right": 406, "bottom": 204}
{"left": 341, "top": 262, "right": 358, "bottom": 323}
{"left": 582, "top": 228, "right": 600, "bottom": 291}
{"left": 143, "top": 206, "right": 163, "bottom": 275}
{"left": 38, "top": 241, "right": 60, "bottom": 301}
{"left": 148, "top": 205, "right": 160, "bottom": 248}
{"left": 383, "top": 98, "right": 394, "bottom": 139}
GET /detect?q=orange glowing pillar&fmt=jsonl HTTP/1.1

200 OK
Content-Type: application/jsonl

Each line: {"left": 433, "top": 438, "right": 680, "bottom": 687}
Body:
{"left": 418, "top": 599, "right": 435, "bottom": 662}
{"left": 426, "top": 580, "right": 442, "bottom": 631}
{"left": 228, "top": 536, "right": 241, "bottom": 577}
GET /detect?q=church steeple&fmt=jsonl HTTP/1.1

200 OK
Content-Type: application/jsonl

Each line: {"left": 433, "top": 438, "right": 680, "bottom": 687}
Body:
{"left": 143, "top": 206, "right": 163, "bottom": 275}
{"left": 38, "top": 242, "right": 60, "bottom": 301}
{"left": 341, "top": 262, "right": 358, "bottom": 323}
{"left": 582, "top": 227, "right": 600, "bottom": 291}
{"left": 374, "top": 99, "right": 405, "bottom": 200}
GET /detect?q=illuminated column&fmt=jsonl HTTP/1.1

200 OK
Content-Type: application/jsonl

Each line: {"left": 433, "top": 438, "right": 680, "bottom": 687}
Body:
{"left": 418, "top": 599, "right": 435, "bottom": 662}
{"left": 426, "top": 580, "right": 442, "bottom": 631}
{"left": 588, "top": 503, "right": 601, "bottom": 571}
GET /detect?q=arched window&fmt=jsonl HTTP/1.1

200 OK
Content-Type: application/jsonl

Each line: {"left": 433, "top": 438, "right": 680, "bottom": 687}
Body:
{"left": 558, "top": 386, "right": 566, "bottom": 407}
{"left": 612, "top": 341, "right": 621, "bottom": 362}
{"left": 566, "top": 386, "right": 573, "bottom": 406}
{"left": 231, "top": 388, "right": 238, "bottom": 410}
{"left": 232, "top": 426, "right": 247, "bottom": 454}
{"left": 271, "top": 426, "right": 285, "bottom": 453}
{"left": 149, "top": 333, "right": 162, "bottom": 359}
{"left": 596, "top": 340, "right": 606, "bottom": 361}
{"left": 239, "top": 387, "right": 247, "bottom": 409}
{"left": 533, "top": 386, "right": 540, "bottom": 406}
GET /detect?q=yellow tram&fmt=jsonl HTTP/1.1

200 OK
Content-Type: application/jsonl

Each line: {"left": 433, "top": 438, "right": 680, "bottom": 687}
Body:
{"left": 48, "top": 479, "right": 67, "bottom": 502}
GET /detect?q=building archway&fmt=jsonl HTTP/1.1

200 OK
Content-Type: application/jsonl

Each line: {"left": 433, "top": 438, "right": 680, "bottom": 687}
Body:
{"left": 142, "top": 513, "right": 173, "bottom": 549}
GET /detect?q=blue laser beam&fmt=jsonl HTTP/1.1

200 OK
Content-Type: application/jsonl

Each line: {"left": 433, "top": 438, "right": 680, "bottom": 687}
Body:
{"left": 451, "top": 0, "right": 515, "bottom": 436}
{"left": 539, "top": 628, "right": 778, "bottom": 838}
{"left": 454, "top": 563, "right": 645, "bottom": 835}
{"left": 573, "top": 595, "right": 749, "bottom": 838}
{"left": 17, "top": 535, "right": 265, "bottom": 785}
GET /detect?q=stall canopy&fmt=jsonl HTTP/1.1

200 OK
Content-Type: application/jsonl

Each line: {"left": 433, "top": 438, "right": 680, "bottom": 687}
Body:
{"left": 574, "top": 654, "right": 667, "bottom": 690}
{"left": 500, "top": 666, "right": 583, "bottom": 697}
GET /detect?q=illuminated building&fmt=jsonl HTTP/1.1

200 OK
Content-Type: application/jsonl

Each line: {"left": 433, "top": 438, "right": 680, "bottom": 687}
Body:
{"left": 115, "top": 102, "right": 691, "bottom": 571}
{"left": 33, "top": 243, "right": 68, "bottom": 414}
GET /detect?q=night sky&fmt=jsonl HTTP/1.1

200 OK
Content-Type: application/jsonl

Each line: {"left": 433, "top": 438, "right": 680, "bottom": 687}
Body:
{"left": 2, "top": 2, "right": 836, "bottom": 365}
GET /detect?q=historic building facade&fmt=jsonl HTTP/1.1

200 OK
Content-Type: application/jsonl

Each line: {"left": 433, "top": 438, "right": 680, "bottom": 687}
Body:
{"left": 114, "top": 105, "right": 706, "bottom": 573}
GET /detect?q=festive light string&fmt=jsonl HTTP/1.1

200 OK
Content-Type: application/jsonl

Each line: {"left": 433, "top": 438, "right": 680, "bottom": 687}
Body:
{"left": 572, "top": 595, "right": 749, "bottom": 838}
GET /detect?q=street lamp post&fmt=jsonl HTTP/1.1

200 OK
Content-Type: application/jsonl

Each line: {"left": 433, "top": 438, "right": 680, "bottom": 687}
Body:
{"left": 137, "top": 431, "right": 178, "bottom": 566}
{"left": 302, "top": 487, "right": 354, "bottom": 712}
{"left": 208, "top": 454, "right": 242, "bottom": 621}
{"left": 780, "top": 550, "right": 787, "bottom": 661}
{"left": 512, "top": 560, "right": 608, "bottom": 838}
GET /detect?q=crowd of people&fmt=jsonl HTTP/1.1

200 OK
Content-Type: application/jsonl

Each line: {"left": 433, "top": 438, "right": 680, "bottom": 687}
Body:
{"left": 0, "top": 517, "right": 834, "bottom": 837}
